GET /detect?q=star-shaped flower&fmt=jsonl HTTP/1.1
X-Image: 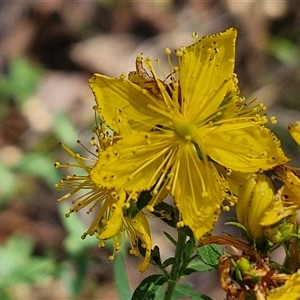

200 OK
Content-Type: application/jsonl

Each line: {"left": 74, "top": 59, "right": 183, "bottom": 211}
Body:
{"left": 89, "top": 28, "right": 288, "bottom": 241}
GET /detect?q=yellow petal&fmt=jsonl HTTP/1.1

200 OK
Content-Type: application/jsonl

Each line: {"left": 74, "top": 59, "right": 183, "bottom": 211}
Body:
{"left": 90, "top": 130, "right": 178, "bottom": 192}
{"left": 278, "top": 167, "right": 300, "bottom": 208}
{"left": 267, "top": 269, "right": 300, "bottom": 300}
{"left": 288, "top": 122, "right": 300, "bottom": 146}
{"left": 260, "top": 187, "right": 297, "bottom": 226}
{"left": 215, "top": 163, "right": 250, "bottom": 196}
{"left": 202, "top": 125, "right": 289, "bottom": 172}
{"left": 89, "top": 74, "right": 171, "bottom": 132}
{"left": 173, "top": 143, "right": 224, "bottom": 241}
{"left": 98, "top": 190, "right": 126, "bottom": 240}
{"left": 180, "top": 28, "right": 238, "bottom": 123}
{"left": 130, "top": 212, "right": 152, "bottom": 273}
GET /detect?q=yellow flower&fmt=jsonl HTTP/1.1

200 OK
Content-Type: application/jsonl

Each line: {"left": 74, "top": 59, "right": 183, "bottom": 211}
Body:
{"left": 89, "top": 28, "right": 288, "bottom": 241}
{"left": 55, "top": 124, "right": 152, "bottom": 272}
{"left": 267, "top": 269, "right": 300, "bottom": 299}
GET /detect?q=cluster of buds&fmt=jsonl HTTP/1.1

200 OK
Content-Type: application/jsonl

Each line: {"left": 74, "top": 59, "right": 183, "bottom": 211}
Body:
{"left": 236, "top": 174, "right": 298, "bottom": 247}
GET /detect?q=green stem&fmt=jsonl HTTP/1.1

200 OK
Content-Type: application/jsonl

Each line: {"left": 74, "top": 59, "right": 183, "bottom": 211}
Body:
{"left": 282, "top": 242, "right": 292, "bottom": 271}
{"left": 164, "top": 227, "right": 187, "bottom": 300}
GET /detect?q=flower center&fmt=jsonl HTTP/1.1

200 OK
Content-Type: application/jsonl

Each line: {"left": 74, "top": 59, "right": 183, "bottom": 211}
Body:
{"left": 175, "top": 122, "right": 195, "bottom": 142}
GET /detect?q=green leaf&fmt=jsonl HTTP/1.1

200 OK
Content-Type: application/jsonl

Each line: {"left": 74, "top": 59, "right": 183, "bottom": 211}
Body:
{"left": 0, "top": 162, "right": 16, "bottom": 203}
{"left": 226, "top": 221, "right": 247, "bottom": 232}
{"left": 196, "top": 244, "right": 222, "bottom": 268}
{"left": 269, "top": 37, "right": 299, "bottom": 66}
{"left": 114, "top": 251, "right": 132, "bottom": 300}
{"left": 137, "top": 190, "right": 153, "bottom": 210}
{"left": 162, "top": 257, "right": 176, "bottom": 269}
{"left": 163, "top": 231, "right": 177, "bottom": 246}
{"left": 184, "top": 259, "right": 214, "bottom": 275}
{"left": 0, "top": 235, "right": 55, "bottom": 293}
{"left": 131, "top": 274, "right": 168, "bottom": 300}
{"left": 183, "top": 239, "right": 195, "bottom": 261}
{"left": 0, "top": 57, "right": 42, "bottom": 105}
{"left": 175, "top": 284, "right": 213, "bottom": 300}
{"left": 151, "top": 245, "right": 162, "bottom": 266}
{"left": 126, "top": 190, "right": 153, "bottom": 219}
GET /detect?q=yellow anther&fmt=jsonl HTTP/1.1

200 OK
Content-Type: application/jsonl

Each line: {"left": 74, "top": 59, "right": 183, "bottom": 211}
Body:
{"left": 191, "top": 32, "right": 198, "bottom": 39}
{"left": 270, "top": 116, "right": 277, "bottom": 124}
{"left": 223, "top": 205, "right": 230, "bottom": 212}
{"left": 176, "top": 50, "right": 183, "bottom": 57}
{"left": 146, "top": 205, "right": 154, "bottom": 212}
{"left": 176, "top": 221, "right": 185, "bottom": 228}
{"left": 123, "top": 202, "right": 130, "bottom": 209}
{"left": 108, "top": 255, "right": 114, "bottom": 261}
{"left": 201, "top": 191, "right": 209, "bottom": 198}
{"left": 120, "top": 73, "right": 127, "bottom": 80}
{"left": 164, "top": 47, "right": 172, "bottom": 55}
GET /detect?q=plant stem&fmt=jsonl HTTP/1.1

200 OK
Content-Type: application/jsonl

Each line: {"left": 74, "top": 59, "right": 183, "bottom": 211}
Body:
{"left": 164, "top": 227, "right": 187, "bottom": 300}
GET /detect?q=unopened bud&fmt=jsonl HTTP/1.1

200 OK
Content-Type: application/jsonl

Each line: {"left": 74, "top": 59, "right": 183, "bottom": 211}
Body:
{"left": 264, "top": 222, "right": 295, "bottom": 245}
{"left": 236, "top": 175, "right": 274, "bottom": 240}
{"left": 236, "top": 257, "right": 251, "bottom": 272}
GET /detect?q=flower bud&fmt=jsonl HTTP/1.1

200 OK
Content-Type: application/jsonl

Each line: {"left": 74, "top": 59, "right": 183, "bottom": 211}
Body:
{"left": 236, "top": 174, "right": 274, "bottom": 240}
{"left": 264, "top": 222, "right": 295, "bottom": 245}
{"left": 236, "top": 257, "right": 251, "bottom": 272}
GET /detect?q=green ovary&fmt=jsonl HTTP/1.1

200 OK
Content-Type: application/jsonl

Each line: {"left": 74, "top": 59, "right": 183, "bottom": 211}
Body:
{"left": 175, "top": 122, "right": 196, "bottom": 142}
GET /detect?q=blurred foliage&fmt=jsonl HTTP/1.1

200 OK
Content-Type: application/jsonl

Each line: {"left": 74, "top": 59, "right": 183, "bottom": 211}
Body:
{"left": 0, "top": 235, "right": 55, "bottom": 300}
{"left": 0, "top": 163, "right": 16, "bottom": 205}
{"left": 0, "top": 204, "right": 103, "bottom": 300}
{"left": 269, "top": 37, "right": 299, "bottom": 67}
{"left": 0, "top": 57, "right": 43, "bottom": 107}
{"left": 57, "top": 203, "right": 99, "bottom": 298}
{"left": 0, "top": 52, "right": 97, "bottom": 300}
{"left": 0, "top": 56, "right": 78, "bottom": 200}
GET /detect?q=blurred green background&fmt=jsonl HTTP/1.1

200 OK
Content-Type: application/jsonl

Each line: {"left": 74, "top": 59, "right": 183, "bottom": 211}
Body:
{"left": 0, "top": 1, "right": 300, "bottom": 299}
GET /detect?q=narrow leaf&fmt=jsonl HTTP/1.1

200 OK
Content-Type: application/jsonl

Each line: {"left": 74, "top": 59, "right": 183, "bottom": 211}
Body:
{"left": 184, "top": 259, "right": 214, "bottom": 275}
{"left": 196, "top": 244, "right": 222, "bottom": 268}
{"left": 163, "top": 231, "right": 177, "bottom": 246}
{"left": 162, "top": 257, "right": 176, "bottom": 269}
{"left": 175, "top": 284, "right": 213, "bottom": 300}
{"left": 152, "top": 245, "right": 162, "bottom": 266}
{"left": 131, "top": 274, "right": 168, "bottom": 300}
{"left": 114, "top": 251, "right": 132, "bottom": 300}
{"left": 183, "top": 239, "right": 194, "bottom": 261}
